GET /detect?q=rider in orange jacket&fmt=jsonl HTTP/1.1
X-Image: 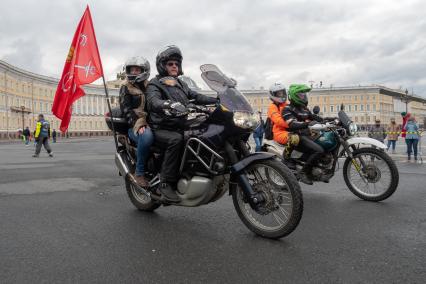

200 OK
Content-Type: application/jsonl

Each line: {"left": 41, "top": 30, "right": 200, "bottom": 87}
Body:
{"left": 267, "top": 82, "right": 289, "bottom": 145}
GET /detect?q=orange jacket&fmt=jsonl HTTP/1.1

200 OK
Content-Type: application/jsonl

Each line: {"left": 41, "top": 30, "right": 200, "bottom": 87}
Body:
{"left": 267, "top": 102, "right": 289, "bottom": 144}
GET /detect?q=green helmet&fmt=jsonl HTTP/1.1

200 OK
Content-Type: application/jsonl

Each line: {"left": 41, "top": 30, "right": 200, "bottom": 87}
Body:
{"left": 288, "top": 84, "right": 311, "bottom": 106}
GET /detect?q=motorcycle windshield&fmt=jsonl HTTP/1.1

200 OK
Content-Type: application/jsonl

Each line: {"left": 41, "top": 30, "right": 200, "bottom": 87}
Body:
{"left": 219, "top": 88, "right": 253, "bottom": 113}
{"left": 338, "top": 110, "right": 352, "bottom": 127}
{"left": 200, "top": 64, "right": 252, "bottom": 113}
{"left": 200, "top": 64, "right": 236, "bottom": 93}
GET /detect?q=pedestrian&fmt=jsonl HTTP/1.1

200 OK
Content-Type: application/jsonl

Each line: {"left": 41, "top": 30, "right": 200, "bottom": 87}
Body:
{"left": 368, "top": 119, "right": 386, "bottom": 143}
{"left": 386, "top": 118, "right": 400, "bottom": 154}
{"left": 253, "top": 111, "right": 265, "bottom": 152}
{"left": 33, "top": 114, "right": 53, "bottom": 158}
{"left": 23, "top": 126, "right": 31, "bottom": 146}
{"left": 405, "top": 116, "right": 420, "bottom": 162}
{"left": 52, "top": 129, "right": 57, "bottom": 143}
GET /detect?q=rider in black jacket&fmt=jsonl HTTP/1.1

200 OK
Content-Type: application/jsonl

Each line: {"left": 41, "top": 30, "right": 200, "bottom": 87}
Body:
{"left": 282, "top": 84, "right": 324, "bottom": 185}
{"left": 146, "top": 45, "right": 217, "bottom": 202}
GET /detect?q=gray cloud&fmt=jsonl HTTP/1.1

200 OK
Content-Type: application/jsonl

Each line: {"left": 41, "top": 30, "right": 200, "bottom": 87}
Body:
{"left": 0, "top": 0, "right": 425, "bottom": 97}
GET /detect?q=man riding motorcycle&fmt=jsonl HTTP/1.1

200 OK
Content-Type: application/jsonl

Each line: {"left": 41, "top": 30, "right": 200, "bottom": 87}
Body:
{"left": 146, "top": 45, "right": 217, "bottom": 203}
{"left": 282, "top": 84, "right": 324, "bottom": 185}
{"left": 119, "top": 56, "right": 154, "bottom": 187}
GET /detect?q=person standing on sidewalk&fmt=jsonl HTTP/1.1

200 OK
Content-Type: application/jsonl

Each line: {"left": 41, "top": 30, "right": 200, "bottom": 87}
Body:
{"left": 33, "top": 114, "right": 53, "bottom": 158}
{"left": 253, "top": 111, "right": 265, "bottom": 152}
{"left": 52, "top": 129, "right": 57, "bottom": 143}
{"left": 405, "top": 116, "right": 420, "bottom": 162}
{"left": 23, "top": 127, "right": 31, "bottom": 146}
{"left": 368, "top": 119, "right": 386, "bottom": 143}
{"left": 386, "top": 118, "right": 400, "bottom": 154}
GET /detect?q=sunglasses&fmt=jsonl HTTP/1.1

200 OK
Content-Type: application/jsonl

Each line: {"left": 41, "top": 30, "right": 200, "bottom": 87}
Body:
{"left": 166, "top": 62, "right": 179, "bottom": 67}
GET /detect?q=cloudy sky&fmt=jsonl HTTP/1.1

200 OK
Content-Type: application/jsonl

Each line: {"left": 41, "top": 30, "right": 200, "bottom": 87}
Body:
{"left": 1, "top": 0, "right": 425, "bottom": 96}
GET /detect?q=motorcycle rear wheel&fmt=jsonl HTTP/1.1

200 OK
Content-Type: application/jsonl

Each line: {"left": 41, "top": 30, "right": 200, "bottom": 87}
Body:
{"left": 125, "top": 178, "right": 160, "bottom": 212}
{"left": 231, "top": 159, "right": 303, "bottom": 239}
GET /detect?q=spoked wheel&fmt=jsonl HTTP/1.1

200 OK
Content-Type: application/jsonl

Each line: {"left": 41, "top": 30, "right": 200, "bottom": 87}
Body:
{"left": 343, "top": 148, "right": 399, "bottom": 201}
{"left": 125, "top": 178, "right": 160, "bottom": 211}
{"left": 231, "top": 159, "right": 303, "bottom": 239}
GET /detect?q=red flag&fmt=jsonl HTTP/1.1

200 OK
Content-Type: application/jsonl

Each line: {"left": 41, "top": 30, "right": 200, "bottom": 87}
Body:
{"left": 52, "top": 6, "right": 104, "bottom": 132}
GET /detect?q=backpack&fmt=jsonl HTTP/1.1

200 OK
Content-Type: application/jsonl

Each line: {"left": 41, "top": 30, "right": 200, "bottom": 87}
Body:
{"left": 264, "top": 117, "right": 273, "bottom": 140}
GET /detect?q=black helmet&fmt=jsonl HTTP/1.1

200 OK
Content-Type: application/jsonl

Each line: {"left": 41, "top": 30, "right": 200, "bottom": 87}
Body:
{"left": 124, "top": 56, "right": 150, "bottom": 84}
{"left": 156, "top": 45, "right": 183, "bottom": 77}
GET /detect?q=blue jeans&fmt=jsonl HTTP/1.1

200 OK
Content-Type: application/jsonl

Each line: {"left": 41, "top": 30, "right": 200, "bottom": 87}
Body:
{"left": 254, "top": 137, "right": 263, "bottom": 152}
{"left": 128, "top": 127, "right": 154, "bottom": 176}
{"left": 387, "top": 140, "right": 396, "bottom": 151}
{"left": 406, "top": 139, "right": 418, "bottom": 158}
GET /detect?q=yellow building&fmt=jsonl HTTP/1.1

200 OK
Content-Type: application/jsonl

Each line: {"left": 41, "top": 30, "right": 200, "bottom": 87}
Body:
{"left": 0, "top": 60, "right": 119, "bottom": 139}
{"left": 202, "top": 84, "right": 426, "bottom": 127}
{"left": 309, "top": 86, "right": 426, "bottom": 127}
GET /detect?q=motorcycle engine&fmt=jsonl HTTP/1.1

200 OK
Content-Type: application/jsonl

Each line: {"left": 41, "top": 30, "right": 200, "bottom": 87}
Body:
{"left": 311, "top": 153, "right": 334, "bottom": 180}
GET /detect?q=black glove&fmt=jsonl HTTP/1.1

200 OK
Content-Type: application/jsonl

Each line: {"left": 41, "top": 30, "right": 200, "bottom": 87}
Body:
{"left": 308, "top": 121, "right": 317, "bottom": 127}
{"left": 164, "top": 101, "right": 188, "bottom": 117}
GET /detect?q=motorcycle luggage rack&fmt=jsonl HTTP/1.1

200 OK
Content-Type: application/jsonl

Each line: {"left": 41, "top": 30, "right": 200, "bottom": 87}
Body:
{"left": 179, "top": 137, "right": 224, "bottom": 175}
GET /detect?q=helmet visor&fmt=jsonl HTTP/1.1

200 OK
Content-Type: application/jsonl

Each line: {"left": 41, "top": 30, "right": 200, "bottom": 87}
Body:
{"left": 297, "top": 92, "right": 308, "bottom": 102}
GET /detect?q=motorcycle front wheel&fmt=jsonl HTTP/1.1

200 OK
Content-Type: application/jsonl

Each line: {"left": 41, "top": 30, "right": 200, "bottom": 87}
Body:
{"left": 231, "top": 159, "right": 303, "bottom": 239}
{"left": 343, "top": 147, "right": 399, "bottom": 201}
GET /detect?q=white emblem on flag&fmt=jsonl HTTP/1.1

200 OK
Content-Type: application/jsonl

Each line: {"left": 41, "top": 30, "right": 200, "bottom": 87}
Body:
{"left": 79, "top": 34, "right": 88, "bottom": 46}
{"left": 75, "top": 60, "right": 97, "bottom": 78}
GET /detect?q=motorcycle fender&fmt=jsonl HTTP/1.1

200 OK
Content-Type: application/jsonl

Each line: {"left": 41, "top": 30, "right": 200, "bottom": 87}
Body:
{"left": 231, "top": 152, "right": 276, "bottom": 174}
{"left": 346, "top": 137, "right": 387, "bottom": 149}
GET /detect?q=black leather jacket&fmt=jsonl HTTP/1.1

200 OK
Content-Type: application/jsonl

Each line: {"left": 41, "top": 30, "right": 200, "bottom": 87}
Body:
{"left": 146, "top": 76, "right": 217, "bottom": 130}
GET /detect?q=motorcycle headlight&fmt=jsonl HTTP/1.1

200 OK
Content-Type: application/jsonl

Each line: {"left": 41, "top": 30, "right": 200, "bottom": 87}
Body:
{"left": 348, "top": 122, "right": 358, "bottom": 136}
{"left": 233, "top": 111, "right": 259, "bottom": 130}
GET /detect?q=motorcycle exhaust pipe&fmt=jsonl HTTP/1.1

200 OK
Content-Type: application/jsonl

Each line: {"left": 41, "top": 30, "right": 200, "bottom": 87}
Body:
{"left": 115, "top": 152, "right": 152, "bottom": 198}
{"left": 115, "top": 151, "right": 130, "bottom": 177}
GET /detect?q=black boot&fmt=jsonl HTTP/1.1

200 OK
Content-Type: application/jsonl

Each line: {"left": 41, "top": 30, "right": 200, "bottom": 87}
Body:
{"left": 283, "top": 158, "right": 296, "bottom": 170}
{"left": 298, "top": 169, "right": 313, "bottom": 185}
{"left": 159, "top": 183, "right": 181, "bottom": 203}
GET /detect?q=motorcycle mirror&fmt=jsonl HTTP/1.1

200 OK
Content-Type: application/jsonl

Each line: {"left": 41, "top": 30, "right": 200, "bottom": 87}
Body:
{"left": 312, "top": 105, "right": 320, "bottom": 115}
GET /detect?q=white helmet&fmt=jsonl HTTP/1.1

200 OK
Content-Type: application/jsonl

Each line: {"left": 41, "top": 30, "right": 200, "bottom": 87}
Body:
{"left": 124, "top": 56, "right": 150, "bottom": 84}
{"left": 269, "top": 82, "right": 287, "bottom": 104}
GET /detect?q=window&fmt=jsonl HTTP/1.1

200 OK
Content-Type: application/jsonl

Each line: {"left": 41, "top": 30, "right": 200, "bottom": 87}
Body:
{"left": 354, "top": 96, "right": 357, "bottom": 101}
{"left": 323, "top": 106, "right": 326, "bottom": 113}
{"left": 348, "top": 105, "right": 352, "bottom": 112}
{"left": 355, "top": 105, "right": 358, "bottom": 111}
{"left": 360, "top": 105, "right": 364, "bottom": 111}
{"left": 373, "top": 104, "right": 376, "bottom": 111}
{"left": 330, "top": 105, "right": 334, "bottom": 112}
{"left": 361, "top": 95, "right": 364, "bottom": 100}
{"left": 366, "top": 104, "right": 370, "bottom": 111}
{"left": 40, "top": 102, "right": 43, "bottom": 112}
{"left": 354, "top": 116, "right": 358, "bottom": 122}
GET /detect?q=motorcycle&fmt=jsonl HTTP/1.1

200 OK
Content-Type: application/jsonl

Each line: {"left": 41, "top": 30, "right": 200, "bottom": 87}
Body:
{"left": 263, "top": 107, "right": 399, "bottom": 202}
{"left": 105, "top": 64, "right": 303, "bottom": 239}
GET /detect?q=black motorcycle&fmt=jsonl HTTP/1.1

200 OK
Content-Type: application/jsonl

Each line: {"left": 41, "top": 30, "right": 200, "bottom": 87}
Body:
{"left": 105, "top": 64, "right": 303, "bottom": 239}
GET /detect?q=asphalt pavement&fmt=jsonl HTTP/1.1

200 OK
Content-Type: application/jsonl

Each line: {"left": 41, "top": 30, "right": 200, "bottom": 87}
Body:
{"left": 0, "top": 138, "right": 425, "bottom": 283}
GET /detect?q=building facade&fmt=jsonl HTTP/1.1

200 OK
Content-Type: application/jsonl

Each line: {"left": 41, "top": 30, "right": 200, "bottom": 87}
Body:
{"left": 2, "top": 59, "right": 425, "bottom": 140}
{"left": 201, "top": 85, "right": 426, "bottom": 128}
{"left": 0, "top": 60, "right": 119, "bottom": 139}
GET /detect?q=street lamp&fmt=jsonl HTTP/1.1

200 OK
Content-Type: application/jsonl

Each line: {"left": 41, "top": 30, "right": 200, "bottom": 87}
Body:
{"left": 401, "top": 88, "right": 409, "bottom": 113}
{"left": 20, "top": 105, "right": 25, "bottom": 132}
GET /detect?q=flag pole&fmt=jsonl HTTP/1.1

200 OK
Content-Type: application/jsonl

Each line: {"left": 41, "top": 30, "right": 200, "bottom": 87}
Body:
{"left": 101, "top": 75, "right": 119, "bottom": 150}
